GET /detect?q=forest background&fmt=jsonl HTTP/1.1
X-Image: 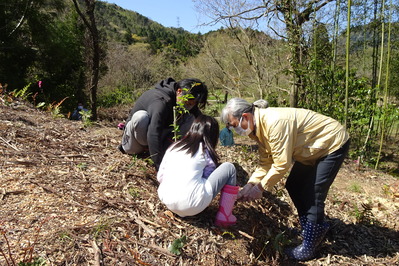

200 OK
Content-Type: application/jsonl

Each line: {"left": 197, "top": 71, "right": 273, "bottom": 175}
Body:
{"left": 1, "top": 0, "right": 399, "bottom": 173}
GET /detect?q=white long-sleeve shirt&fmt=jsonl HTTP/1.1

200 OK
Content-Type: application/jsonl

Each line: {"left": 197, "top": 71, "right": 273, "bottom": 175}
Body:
{"left": 157, "top": 143, "right": 214, "bottom": 217}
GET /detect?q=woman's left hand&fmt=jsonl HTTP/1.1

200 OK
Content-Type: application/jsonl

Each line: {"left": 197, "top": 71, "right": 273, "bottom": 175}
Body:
{"left": 237, "top": 183, "right": 253, "bottom": 201}
{"left": 246, "top": 183, "right": 264, "bottom": 201}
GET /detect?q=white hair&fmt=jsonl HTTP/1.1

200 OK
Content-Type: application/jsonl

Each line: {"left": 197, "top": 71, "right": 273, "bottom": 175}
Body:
{"left": 221, "top": 98, "right": 268, "bottom": 124}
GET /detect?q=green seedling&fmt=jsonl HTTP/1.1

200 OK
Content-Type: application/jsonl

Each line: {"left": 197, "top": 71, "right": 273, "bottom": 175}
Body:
{"left": 348, "top": 182, "right": 363, "bottom": 193}
{"left": 171, "top": 82, "right": 200, "bottom": 141}
{"left": 77, "top": 162, "right": 87, "bottom": 170}
{"left": 273, "top": 231, "right": 290, "bottom": 255}
{"left": 59, "top": 232, "right": 72, "bottom": 242}
{"left": 128, "top": 186, "right": 140, "bottom": 198}
{"left": 92, "top": 219, "right": 112, "bottom": 238}
{"left": 350, "top": 203, "right": 379, "bottom": 225}
{"left": 18, "top": 257, "right": 47, "bottom": 266}
{"left": 168, "top": 235, "right": 187, "bottom": 255}
{"left": 80, "top": 109, "right": 93, "bottom": 127}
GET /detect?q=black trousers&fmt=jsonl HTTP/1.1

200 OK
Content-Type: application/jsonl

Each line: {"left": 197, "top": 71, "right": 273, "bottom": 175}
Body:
{"left": 285, "top": 140, "right": 350, "bottom": 223}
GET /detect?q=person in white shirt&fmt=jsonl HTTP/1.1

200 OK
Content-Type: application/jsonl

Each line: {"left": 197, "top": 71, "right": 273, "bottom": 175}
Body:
{"left": 157, "top": 115, "right": 239, "bottom": 227}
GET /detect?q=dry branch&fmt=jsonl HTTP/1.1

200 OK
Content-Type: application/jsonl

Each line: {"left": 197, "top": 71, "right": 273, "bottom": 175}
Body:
{"left": 91, "top": 240, "right": 102, "bottom": 266}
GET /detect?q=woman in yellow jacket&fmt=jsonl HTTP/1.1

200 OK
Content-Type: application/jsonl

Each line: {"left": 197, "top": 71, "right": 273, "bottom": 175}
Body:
{"left": 221, "top": 98, "right": 350, "bottom": 261}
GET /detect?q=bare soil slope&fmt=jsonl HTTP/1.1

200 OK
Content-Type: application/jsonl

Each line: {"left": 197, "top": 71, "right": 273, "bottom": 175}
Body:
{"left": 1, "top": 100, "right": 398, "bottom": 265}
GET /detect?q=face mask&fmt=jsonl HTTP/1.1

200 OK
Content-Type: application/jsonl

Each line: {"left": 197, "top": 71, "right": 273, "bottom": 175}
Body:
{"left": 234, "top": 116, "right": 252, "bottom": 136}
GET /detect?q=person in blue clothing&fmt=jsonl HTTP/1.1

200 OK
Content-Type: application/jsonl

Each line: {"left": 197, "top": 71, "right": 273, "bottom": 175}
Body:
{"left": 70, "top": 103, "right": 88, "bottom": 121}
{"left": 219, "top": 123, "right": 234, "bottom": 146}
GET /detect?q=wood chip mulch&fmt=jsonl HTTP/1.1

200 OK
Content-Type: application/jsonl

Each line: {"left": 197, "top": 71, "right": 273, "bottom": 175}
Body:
{"left": 1, "top": 99, "right": 398, "bottom": 265}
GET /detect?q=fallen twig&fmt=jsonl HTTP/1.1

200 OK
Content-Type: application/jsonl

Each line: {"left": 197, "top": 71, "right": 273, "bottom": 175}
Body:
{"left": 0, "top": 189, "right": 26, "bottom": 200}
{"left": 238, "top": 230, "right": 255, "bottom": 241}
{"left": 0, "top": 136, "right": 20, "bottom": 151}
{"left": 91, "top": 240, "right": 102, "bottom": 266}
{"left": 125, "top": 238, "right": 176, "bottom": 258}
{"left": 134, "top": 217, "right": 156, "bottom": 237}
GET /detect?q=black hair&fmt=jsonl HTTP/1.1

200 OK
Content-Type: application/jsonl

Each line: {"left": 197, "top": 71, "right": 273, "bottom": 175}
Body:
{"left": 172, "top": 115, "right": 219, "bottom": 164}
{"left": 177, "top": 78, "right": 208, "bottom": 109}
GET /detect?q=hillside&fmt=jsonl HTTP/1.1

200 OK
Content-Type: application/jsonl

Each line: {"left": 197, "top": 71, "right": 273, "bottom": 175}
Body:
{"left": 96, "top": 1, "right": 202, "bottom": 57}
{"left": 0, "top": 97, "right": 398, "bottom": 265}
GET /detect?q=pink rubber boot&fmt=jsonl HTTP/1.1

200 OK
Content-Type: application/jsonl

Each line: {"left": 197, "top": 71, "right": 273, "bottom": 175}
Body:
{"left": 215, "top": 185, "right": 239, "bottom": 227}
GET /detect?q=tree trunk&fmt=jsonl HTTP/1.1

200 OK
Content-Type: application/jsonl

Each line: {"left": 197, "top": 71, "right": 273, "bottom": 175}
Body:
{"left": 344, "top": 0, "right": 351, "bottom": 128}
{"left": 375, "top": 0, "right": 391, "bottom": 169}
{"left": 283, "top": 7, "right": 303, "bottom": 108}
{"left": 72, "top": 0, "right": 101, "bottom": 120}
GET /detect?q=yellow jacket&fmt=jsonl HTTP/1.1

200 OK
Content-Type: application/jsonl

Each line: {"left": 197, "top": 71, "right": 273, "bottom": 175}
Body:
{"left": 248, "top": 107, "right": 349, "bottom": 191}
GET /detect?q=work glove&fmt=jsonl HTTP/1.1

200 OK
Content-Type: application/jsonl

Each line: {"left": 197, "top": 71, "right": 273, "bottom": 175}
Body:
{"left": 246, "top": 183, "right": 264, "bottom": 201}
{"left": 237, "top": 183, "right": 254, "bottom": 201}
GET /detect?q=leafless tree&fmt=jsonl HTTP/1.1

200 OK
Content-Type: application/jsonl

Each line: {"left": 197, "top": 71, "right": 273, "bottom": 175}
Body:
{"left": 194, "top": 0, "right": 334, "bottom": 107}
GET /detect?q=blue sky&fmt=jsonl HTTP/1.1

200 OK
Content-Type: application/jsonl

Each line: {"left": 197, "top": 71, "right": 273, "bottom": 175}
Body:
{"left": 102, "top": 0, "right": 221, "bottom": 33}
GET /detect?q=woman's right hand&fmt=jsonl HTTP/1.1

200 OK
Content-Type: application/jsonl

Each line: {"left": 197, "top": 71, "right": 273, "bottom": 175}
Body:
{"left": 237, "top": 183, "right": 254, "bottom": 201}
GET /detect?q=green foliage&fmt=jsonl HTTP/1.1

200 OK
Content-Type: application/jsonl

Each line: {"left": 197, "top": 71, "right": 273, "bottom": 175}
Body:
{"left": 350, "top": 203, "right": 380, "bottom": 225}
{"left": 77, "top": 162, "right": 88, "bottom": 170}
{"left": 310, "top": 23, "right": 332, "bottom": 63}
{"left": 127, "top": 186, "right": 140, "bottom": 198}
{"left": 389, "top": 50, "right": 399, "bottom": 99}
{"left": 382, "top": 184, "right": 391, "bottom": 196}
{"left": 168, "top": 235, "right": 187, "bottom": 255}
{"left": 80, "top": 109, "right": 93, "bottom": 127}
{"left": 348, "top": 182, "right": 363, "bottom": 193}
{"left": 203, "top": 101, "right": 224, "bottom": 117}
{"left": 59, "top": 232, "right": 73, "bottom": 243}
{"left": 171, "top": 87, "right": 196, "bottom": 141}
{"left": 1, "top": 218, "right": 49, "bottom": 266}
{"left": 129, "top": 154, "right": 154, "bottom": 170}
{"left": 46, "top": 97, "right": 68, "bottom": 119}
{"left": 96, "top": 2, "right": 202, "bottom": 59}
{"left": 0, "top": 1, "right": 86, "bottom": 109}
{"left": 18, "top": 257, "right": 46, "bottom": 266}
{"left": 13, "top": 83, "right": 32, "bottom": 100}
{"left": 92, "top": 219, "right": 112, "bottom": 238}
{"left": 98, "top": 86, "right": 136, "bottom": 107}
{"left": 299, "top": 64, "right": 393, "bottom": 163}
{"left": 273, "top": 232, "right": 290, "bottom": 255}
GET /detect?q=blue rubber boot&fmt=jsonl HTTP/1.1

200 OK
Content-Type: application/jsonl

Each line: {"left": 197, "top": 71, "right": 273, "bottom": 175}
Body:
{"left": 299, "top": 215, "right": 307, "bottom": 236}
{"left": 289, "top": 215, "right": 307, "bottom": 237}
{"left": 286, "top": 220, "right": 330, "bottom": 261}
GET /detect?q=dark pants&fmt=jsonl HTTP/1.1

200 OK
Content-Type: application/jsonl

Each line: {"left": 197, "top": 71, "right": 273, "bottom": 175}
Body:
{"left": 285, "top": 140, "right": 350, "bottom": 223}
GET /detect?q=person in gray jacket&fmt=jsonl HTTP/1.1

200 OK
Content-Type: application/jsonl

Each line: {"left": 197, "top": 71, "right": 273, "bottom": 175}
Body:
{"left": 119, "top": 78, "right": 208, "bottom": 170}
